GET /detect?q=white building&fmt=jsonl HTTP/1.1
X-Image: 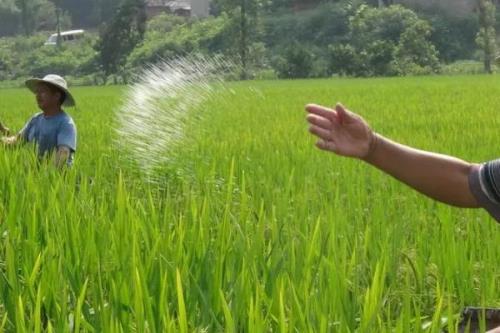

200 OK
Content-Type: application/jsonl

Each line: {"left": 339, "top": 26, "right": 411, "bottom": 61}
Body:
{"left": 146, "top": 0, "right": 211, "bottom": 18}
{"left": 191, "top": 0, "right": 211, "bottom": 18}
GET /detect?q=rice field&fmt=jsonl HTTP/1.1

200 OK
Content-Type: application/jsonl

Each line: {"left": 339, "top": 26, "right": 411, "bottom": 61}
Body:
{"left": 0, "top": 75, "right": 498, "bottom": 332}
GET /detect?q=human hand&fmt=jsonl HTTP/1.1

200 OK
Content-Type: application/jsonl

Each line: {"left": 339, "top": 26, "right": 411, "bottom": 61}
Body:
{"left": 1, "top": 136, "right": 16, "bottom": 145}
{"left": 305, "top": 103, "right": 377, "bottom": 160}
{"left": 0, "top": 122, "right": 10, "bottom": 135}
{"left": 486, "top": 327, "right": 500, "bottom": 333}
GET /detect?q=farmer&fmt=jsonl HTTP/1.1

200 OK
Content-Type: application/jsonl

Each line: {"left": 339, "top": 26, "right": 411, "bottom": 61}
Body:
{"left": 0, "top": 74, "right": 77, "bottom": 167}
{"left": 305, "top": 103, "right": 499, "bottom": 222}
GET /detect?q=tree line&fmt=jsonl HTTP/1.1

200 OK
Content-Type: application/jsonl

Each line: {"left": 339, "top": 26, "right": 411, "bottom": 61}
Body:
{"left": 0, "top": 0, "right": 122, "bottom": 36}
{"left": 0, "top": 0, "right": 498, "bottom": 83}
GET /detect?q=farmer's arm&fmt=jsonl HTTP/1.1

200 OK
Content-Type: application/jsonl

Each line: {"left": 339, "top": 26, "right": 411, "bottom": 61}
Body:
{"left": 0, "top": 122, "right": 10, "bottom": 136}
{"left": 305, "top": 103, "right": 478, "bottom": 208}
{"left": 2, "top": 115, "right": 37, "bottom": 146}
{"left": 0, "top": 121, "right": 20, "bottom": 146}
{"left": 363, "top": 134, "right": 477, "bottom": 207}
{"left": 55, "top": 119, "right": 76, "bottom": 168}
{"left": 55, "top": 146, "right": 71, "bottom": 168}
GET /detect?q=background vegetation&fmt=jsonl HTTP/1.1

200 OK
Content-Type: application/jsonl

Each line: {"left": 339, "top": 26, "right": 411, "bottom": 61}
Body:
{"left": 1, "top": 0, "right": 500, "bottom": 83}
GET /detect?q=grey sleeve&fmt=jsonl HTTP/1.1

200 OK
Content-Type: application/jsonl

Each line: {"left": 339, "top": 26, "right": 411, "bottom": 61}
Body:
{"left": 57, "top": 120, "right": 77, "bottom": 152}
{"left": 469, "top": 159, "right": 500, "bottom": 222}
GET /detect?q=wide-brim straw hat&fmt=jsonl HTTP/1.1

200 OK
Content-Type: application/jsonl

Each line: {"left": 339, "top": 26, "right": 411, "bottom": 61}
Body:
{"left": 25, "top": 74, "right": 76, "bottom": 107}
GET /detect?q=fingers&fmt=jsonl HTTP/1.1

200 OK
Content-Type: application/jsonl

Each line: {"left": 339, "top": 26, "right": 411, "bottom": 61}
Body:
{"left": 335, "top": 103, "right": 351, "bottom": 124}
{"left": 305, "top": 104, "right": 338, "bottom": 122}
{"left": 306, "top": 114, "right": 332, "bottom": 130}
{"left": 305, "top": 102, "right": 349, "bottom": 154}
{"left": 308, "top": 124, "right": 332, "bottom": 142}
{"left": 335, "top": 103, "right": 361, "bottom": 126}
{"left": 316, "top": 139, "right": 337, "bottom": 152}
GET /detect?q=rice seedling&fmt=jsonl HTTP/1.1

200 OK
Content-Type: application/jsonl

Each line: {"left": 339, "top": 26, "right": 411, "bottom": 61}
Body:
{"left": 0, "top": 74, "right": 498, "bottom": 332}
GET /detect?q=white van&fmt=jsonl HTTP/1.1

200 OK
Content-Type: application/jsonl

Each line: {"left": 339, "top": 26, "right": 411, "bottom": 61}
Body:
{"left": 44, "top": 29, "right": 85, "bottom": 46}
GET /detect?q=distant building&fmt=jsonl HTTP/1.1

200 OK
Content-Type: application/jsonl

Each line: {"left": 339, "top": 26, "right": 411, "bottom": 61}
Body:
{"left": 145, "top": 0, "right": 210, "bottom": 18}
{"left": 191, "top": 0, "right": 210, "bottom": 18}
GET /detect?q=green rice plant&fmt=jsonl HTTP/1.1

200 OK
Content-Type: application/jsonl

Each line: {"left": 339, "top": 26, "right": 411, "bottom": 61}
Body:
{"left": 0, "top": 75, "right": 497, "bottom": 332}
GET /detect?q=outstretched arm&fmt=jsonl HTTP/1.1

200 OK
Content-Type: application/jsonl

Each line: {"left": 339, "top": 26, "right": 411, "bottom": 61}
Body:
{"left": 305, "top": 103, "right": 479, "bottom": 208}
{"left": 54, "top": 146, "right": 71, "bottom": 168}
{"left": 0, "top": 122, "right": 10, "bottom": 136}
{"left": 0, "top": 121, "right": 20, "bottom": 146}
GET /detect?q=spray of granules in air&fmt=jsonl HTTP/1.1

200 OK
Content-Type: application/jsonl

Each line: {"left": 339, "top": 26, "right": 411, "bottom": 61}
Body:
{"left": 115, "top": 55, "right": 234, "bottom": 181}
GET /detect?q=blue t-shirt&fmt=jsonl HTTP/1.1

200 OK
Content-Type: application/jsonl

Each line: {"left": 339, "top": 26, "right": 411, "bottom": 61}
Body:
{"left": 19, "top": 112, "right": 77, "bottom": 165}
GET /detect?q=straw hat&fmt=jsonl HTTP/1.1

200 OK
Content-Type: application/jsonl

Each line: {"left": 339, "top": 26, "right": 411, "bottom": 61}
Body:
{"left": 25, "top": 74, "right": 75, "bottom": 107}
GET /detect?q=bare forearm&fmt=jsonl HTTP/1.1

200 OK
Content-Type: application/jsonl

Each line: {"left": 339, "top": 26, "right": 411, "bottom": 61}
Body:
{"left": 55, "top": 146, "right": 70, "bottom": 168}
{"left": 363, "top": 134, "right": 479, "bottom": 207}
{"left": 0, "top": 122, "right": 10, "bottom": 136}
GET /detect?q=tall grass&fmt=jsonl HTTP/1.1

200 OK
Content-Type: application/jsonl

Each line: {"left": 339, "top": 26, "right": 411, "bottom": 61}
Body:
{"left": 0, "top": 75, "right": 498, "bottom": 332}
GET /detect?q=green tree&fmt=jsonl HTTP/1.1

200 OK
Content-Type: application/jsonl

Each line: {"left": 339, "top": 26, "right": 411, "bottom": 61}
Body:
{"left": 96, "top": 0, "right": 146, "bottom": 81}
{"left": 422, "top": 10, "right": 479, "bottom": 63}
{"left": 345, "top": 4, "right": 439, "bottom": 76}
{"left": 328, "top": 43, "right": 363, "bottom": 76}
{"left": 391, "top": 20, "right": 440, "bottom": 75}
{"left": 261, "top": 0, "right": 293, "bottom": 12}
{"left": 476, "top": 0, "right": 496, "bottom": 73}
{"left": 350, "top": 5, "right": 420, "bottom": 46}
{"left": 263, "top": 2, "right": 351, "bottom": 48}
{"left": 126, "top": 14, "right": 230, "bottom": 69}
{"left": 0, "top": 0, "right": 20, "bottom": 36}
{"left": 366, "top": 40, "right": 395, "bottom": 75}
{"left": 56, "top": 0, "right": 102, "bottom": 27}
{"left": 97, "top": 0, "right": 123, "bottom": 25}
{"left": 8, "top": 0, "right": 70, "bottom": 36}
{"left": 363, "top": 0, "right": 395, "bottom": 7}
{"left": 39, "top": 0, "right": 71, "bottom": 34}
{"left": 15, "top": 0, "right": 36, "bottom": 35}
{"left": 213, "top": 0, "right": 261, "bottom": 79}
{"left": 274, "top": 41, "right": 313, "bottom": 78}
